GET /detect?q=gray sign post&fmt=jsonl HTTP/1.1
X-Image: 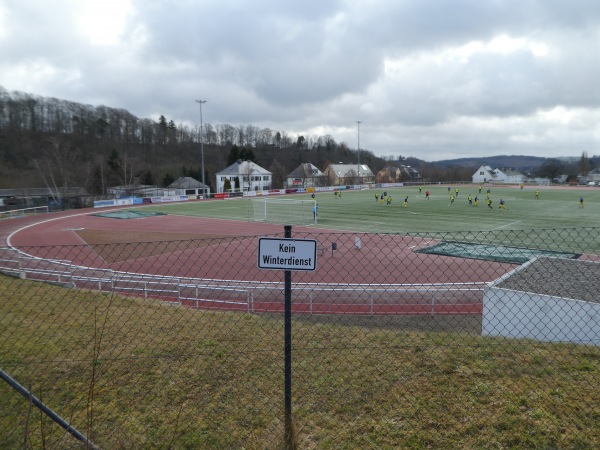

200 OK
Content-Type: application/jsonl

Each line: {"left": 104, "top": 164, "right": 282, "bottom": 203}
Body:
{"left": 258, "top": 227, "right": 317, "bottom": 448}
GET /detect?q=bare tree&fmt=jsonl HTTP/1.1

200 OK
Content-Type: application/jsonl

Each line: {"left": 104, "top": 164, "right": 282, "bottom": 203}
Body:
{"left": 34, "top": 137, "right": 77, "bottom": 203}
{"left": 580, "top": 151, "right": 590, "bottom": 176}
{"left": 108, "top": 148, "right": 136, "bottom": 186}
{"left": 269, "top": 159, "right": 287, "bottom": 189}
{"left": 239, "top": 161, "right": 255, "bottom": 191}
{"left": 322, "top": 164, "right": 338, "bottom": 187}
{"left": 345, "top": 169, "right": 358, "bottom": 185}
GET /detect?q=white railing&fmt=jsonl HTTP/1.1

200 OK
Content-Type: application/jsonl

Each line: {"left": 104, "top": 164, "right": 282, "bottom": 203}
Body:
{"left": 0, "top": 206, "right": 49, "bottom": 220}
{"left": 0, "top": 248, "right": 485, "bottom": 316}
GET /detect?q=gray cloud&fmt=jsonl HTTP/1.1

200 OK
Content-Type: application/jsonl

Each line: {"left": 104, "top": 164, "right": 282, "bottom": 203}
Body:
{"left": 2, "top": 0, "right": 600, "bottom": 161}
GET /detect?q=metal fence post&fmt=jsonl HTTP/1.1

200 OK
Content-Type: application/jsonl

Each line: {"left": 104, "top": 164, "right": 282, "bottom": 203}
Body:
{"left": 283, "top": 225, "right": 296, "bottom": 449}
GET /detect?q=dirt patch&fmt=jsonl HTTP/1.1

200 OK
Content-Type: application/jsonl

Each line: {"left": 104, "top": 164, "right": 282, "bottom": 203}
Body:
{"left": 75, "top": 229, "right": 241, "bottom": 263}
{"left": 75, "top": 229, "right": 232, "bottom": 244}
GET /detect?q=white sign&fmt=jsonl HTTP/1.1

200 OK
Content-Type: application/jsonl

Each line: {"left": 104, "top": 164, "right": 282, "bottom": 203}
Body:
{"left": 258, "top": 238, "right": 317, "bottom": 271}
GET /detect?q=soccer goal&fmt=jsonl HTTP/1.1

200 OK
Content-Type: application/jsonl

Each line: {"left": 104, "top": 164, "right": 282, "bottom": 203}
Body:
{"left": 251, "top": 198, "right": 317, "bottom": 225}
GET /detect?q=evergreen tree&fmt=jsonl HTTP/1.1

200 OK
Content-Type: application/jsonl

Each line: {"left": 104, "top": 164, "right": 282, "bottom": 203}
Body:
{"left": 162, "top": 173, "right": 175, "bottom": 187}
{"left": 228, "top": 145, "right": 240, "bottom": 165}
{"left": 141, "top": 170, "right": 154, "bottom": 185}
{"left": 108, "top": 148, "right": 120, "bottom": 172}
{"left": 238, "top": 147, "right": 256, "bottom": 162}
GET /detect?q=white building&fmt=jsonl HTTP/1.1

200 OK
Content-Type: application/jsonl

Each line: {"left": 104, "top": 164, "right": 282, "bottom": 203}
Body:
{"left": 585, "top": 168, "right": 600, "bottom": 184}
{"left": 493, "top": 168, "right": 525, "bottom": 184}
{"left": 472, "top": 165, "right": 525, "bottom": 184}
{"left": 215, "top": 160, "right": 272, "bottom": 193}
{"left": 472, "top": 165, "right": 496, "bottom": 184}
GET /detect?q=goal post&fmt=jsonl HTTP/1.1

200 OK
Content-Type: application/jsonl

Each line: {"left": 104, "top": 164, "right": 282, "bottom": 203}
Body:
{"left": 251, "top": 198, "right": 317, "bottom": 225}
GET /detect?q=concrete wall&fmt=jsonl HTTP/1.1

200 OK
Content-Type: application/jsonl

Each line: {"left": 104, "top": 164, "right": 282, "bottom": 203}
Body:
{"left": 483, "top": 286, "right": 600, "bottom": 346}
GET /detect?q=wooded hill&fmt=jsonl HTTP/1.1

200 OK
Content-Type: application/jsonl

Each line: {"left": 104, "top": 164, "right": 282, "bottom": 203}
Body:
{"left": 0, "top": 87, "right": 396, "bottom": 193}
{"left": 1, "top": 86, "right": 585, "bottom": 193}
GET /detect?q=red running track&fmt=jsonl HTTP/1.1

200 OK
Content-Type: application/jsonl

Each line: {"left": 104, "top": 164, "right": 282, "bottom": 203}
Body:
{"left": 0, "top": 207, "right": 517, "bottom": 315}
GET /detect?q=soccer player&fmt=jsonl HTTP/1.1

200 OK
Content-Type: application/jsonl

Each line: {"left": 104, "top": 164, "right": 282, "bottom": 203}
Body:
{"left": 474, "top": 196, "right": 479, "bottom": 207}
{"left": 418, "top": 186, "right": 422, "bottom": 194}
{"left": 313, "top": 203, "right": 318, "bottom": 220}
{"left": 479, "top": 185, "right": 483, "bottom": 193}
{"left": 487, "top": 198, "right": 493, "bottom": 209}
{"left": 425, "top": 190, "right": 430, "bottom": 200}
{"left": 468, "top": 194, "right": 472, "bottom": 206}
{"left": 334, "top": 190, "right": 338, "bottom": 198}
{"left": 455, "top": 187, "right": 459, "bottom": 197}
{"left": 579, "top": 197, "right": 584, "bottom": 208}
{"left": 449, "top": 194, "right": 455, "bottom": 205}
{"left": 388, "top": 196, "right": 393, "bottom": 206}
{"left": 375, "top": 193, "right": 379, "bottom": 202}
{"left": 402, "top": 196, "right": 408, "bottom": 207}
{"left": 499, "top": 198, "right": 507, "bottom": 210}
{"left": 535, "top": 190, "right": 540, "bottom": 200}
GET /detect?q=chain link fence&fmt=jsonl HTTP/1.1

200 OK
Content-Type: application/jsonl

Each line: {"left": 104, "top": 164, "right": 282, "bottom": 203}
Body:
{"left": 1, "top": 227, "right": 600, "bottom": 448}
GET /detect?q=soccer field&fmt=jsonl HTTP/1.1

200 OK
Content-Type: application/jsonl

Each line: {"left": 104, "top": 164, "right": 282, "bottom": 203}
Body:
{"left": 143, "top": 184, "right": 600, "bottom": 234}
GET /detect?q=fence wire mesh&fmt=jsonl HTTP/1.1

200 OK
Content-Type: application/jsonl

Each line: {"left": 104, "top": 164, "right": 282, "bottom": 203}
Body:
{"left": 1, "top": 227, "right": 600, "bottom": 448}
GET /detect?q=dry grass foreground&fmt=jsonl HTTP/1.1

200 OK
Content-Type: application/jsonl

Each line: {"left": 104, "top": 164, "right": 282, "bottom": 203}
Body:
{"left": 1, "top": 274, "right": 599, "bottom": 448}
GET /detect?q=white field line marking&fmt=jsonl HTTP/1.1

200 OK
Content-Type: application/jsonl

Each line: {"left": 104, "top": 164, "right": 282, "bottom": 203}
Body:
{"left": 490, "top": 221, "right": 522, "bottom": 231}
{"left": 409, "top": 238, "right": 440, "bottom": 250}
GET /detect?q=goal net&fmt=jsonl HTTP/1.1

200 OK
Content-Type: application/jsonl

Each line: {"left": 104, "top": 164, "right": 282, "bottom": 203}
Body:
{"left": 251, "top": 198, "right": 317, "bottom": 225}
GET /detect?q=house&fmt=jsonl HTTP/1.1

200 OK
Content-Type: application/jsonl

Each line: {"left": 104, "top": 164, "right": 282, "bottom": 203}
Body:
{"left": 397, "top": 165, "right": 422, "bottom": 181}
{"left": 585, "top": 168, "right": 600, "bottom": 184}
{"left": 472, "top": 165, "right": 496, "bottom": 184}
{"left": 286, "top": 163, "right": 324, "bottom": 188}
{"left": 215, "top": 160, "right": 272, "bottom": 193}
{"left": 376, "top": 166, "right": 400, "bottom": 183}
{"left": 322, "top": 163, "right": 375, "bottom": 186}
{"left": 494, "top": 168, "right": 526, "bottom": 184}
{"left": 168, "top": 176, "right": 210, "bottom": 197}
{"left": 472, "top": 165, "right": 525, "bottom": 184}
{"left": 375, "top": 165, "right": 422, "bottom": 183}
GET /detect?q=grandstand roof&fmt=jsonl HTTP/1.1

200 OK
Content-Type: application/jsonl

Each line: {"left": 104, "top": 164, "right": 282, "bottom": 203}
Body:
{"left": 168, "top": 176, "right": 208, "bottom": 189}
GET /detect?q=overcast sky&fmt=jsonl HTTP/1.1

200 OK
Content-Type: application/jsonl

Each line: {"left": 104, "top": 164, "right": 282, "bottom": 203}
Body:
{"left": 1, "top": 0, "right": 600, "bottom": 161}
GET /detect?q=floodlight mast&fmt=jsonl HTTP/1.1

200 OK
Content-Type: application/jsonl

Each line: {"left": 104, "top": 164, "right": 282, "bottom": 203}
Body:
{"left": 195, "top": 100, "right": 207, "bottom": 198}
{"left": 356, "top": 121, "right": 362, "bottom": 185}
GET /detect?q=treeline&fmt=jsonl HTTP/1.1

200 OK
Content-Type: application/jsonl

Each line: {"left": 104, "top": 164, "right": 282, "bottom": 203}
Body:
{"left": 0, "top": 86, "right": 479, "bottom": 194}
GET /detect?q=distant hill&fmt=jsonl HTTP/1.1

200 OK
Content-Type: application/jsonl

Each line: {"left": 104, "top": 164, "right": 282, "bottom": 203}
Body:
{"left": 433, "top": 155, "right": 548, "bottom": 172}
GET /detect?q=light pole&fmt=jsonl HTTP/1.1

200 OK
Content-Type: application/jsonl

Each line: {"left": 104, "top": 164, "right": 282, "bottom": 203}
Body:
{"left": 195, "top": 100, "right": 207, "bottom": 198}
{"left": 356, "top": 121, "right": 362, "bottom": 185}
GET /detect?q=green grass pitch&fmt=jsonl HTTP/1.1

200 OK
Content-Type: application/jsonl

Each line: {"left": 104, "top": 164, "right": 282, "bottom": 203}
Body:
{"left": 143, "top": 184, "right": 600, "bottom": 234}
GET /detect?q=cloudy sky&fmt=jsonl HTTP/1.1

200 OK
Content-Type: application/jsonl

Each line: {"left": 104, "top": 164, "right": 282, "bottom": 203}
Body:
{"left": 1, "top": 0, "right": 600, "bottom": 161}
